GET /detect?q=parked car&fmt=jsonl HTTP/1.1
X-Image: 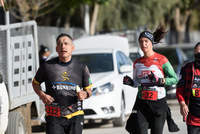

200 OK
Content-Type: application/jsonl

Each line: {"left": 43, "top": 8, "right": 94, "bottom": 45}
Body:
{"left": 181, "top": 45, "right": 194, "bottom": 62}
{"left": 153, "top": 44, "right": 194, "bottom": 99}
{"left": 44, "top": 35, "right": 138, "bottom": 127}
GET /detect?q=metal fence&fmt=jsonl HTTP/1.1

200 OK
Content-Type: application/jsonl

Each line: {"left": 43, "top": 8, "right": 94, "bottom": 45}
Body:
{"left": 0, "top": 11, "right": 39, "bottom": 110}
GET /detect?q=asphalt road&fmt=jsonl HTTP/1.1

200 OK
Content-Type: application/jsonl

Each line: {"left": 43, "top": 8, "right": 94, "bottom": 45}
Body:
{"left": 32, "top": 99, "right": 187, "bottom": 134}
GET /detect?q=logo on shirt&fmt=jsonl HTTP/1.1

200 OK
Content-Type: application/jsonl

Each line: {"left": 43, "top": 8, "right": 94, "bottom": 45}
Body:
{"left": 194, "top": 77, "right": 200, "bottom": 82}
{"left": 193, "top": 84, "right": 197, "bottom": 87}
{"left": 52, "top": 85, "right": 76, "bottom": 91}
{"left": 62, "top": 72, "right": 69, "bottom": 81}
{"left": 138, "top": 70, "right": 155, "bottom": 77}
{"left": 89, "top": 78, "right": 92, "bottom": 84}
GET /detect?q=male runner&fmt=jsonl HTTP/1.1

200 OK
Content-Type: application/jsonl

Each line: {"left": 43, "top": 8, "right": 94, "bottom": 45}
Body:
{"left": 32, "top": 33, "right": 92, "bottom": 134}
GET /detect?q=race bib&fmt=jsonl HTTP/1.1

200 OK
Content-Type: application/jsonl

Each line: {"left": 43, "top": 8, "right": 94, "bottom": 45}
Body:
{"left": 142, "top": 90, "right": 158, "bottom": 100}
{"left": 192, "top": 88, "right": 200, "bottom": 97}
{"left": 45, "top": 106, "right": 61, "bottom": 117}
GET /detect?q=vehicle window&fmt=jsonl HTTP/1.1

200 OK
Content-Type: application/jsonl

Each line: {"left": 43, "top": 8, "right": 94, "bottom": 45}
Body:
{"left": 153, "top": 48, "right": 179, "bottom": 73}
{"left": 119, "top": 51, "right": 132, "bottom": 65}
{"left": 182, "top": 48, "right": 194, "bottom": 62}
{"left": 73, "top": 53, "right": 113, "bottom": 73}
{"left": 129, "top": 52, "right": 141, "bottom": 62}
{"left": 116, "top": 51, "right": 124, "bottom": 72}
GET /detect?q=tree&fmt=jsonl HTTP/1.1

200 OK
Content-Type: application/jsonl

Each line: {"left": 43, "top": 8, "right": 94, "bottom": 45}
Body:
{"left": 89, "top": 0, "right": 108, "bottom": 35}
{"left": 49, "top": 0, "right": 91, "bottom": 28}
{"left": 96, "top": 0, "right": 175, "bottom": 32}
{"left": 4, "top": 0, "right": 109, "bottom": 35}
{"left": 42, "top": 0, "right": 108, "bottom": 35}
{"left": 172, "top": 0, "right": 200, "bottom": 43}
{"left": 4, "top": 0, "right": 60, "bottom": 21}
{"left": 96, "top": 0, "right": 126, "bottom": 32}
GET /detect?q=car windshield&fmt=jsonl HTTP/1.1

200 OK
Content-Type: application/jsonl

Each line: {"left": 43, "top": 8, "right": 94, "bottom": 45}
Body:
{"left": 73, "top": 53, "right": 113, "bottom": 73}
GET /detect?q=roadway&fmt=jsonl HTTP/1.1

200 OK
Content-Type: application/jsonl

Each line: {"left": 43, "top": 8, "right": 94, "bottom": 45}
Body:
{"left": 32, "top": 99, "right": 187, "bottom": 134}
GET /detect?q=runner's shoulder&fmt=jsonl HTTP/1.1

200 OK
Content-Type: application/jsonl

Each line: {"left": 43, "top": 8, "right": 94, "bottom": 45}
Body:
{"left": 72, "top": 57, "right": 87, "bottom": 67}
{"left": 154, "top": 52, "right": 168, "bottom": 63}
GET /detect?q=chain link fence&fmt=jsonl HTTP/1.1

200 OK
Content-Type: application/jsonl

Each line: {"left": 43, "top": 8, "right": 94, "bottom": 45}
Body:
{"left": 0, "top": 30, "right": 7, "bottom": 84}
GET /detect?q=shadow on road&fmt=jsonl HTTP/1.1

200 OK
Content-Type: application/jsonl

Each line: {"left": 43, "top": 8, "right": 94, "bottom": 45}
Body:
{"left": 32, "top": 119, "right": 113, "bottom": 133}
{"left": 83, "top": 119, "right": 113, "bottom": 129}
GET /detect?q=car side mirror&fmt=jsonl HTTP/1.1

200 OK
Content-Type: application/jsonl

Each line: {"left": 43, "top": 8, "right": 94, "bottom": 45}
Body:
{"left": 120, "top": 65, "right": 132, "bottom": 73}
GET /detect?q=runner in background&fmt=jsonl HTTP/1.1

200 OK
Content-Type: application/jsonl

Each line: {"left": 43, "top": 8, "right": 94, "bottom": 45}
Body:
{"left": 176, "top": 42, "right": 200, "bottom": 134}
{"left": 32, "top": 33, "right": 92, "bottom": 134}
{"left": 39, "top": 45, "right": 50, "bottom": 65}
{"left": 123, "top": 26, "right": 179, "bottom": 134}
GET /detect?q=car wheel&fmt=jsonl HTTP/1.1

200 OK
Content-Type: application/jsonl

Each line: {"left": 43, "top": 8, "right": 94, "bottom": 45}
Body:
{"left": 6, "top": 112, "right": 26, "bottom": 134}
{"left": 113, "top": 98, "right": 125, "bottom": 127}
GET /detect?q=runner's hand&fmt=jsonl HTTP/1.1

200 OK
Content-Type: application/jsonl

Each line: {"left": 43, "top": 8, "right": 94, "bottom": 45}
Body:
{"left": 123, "top": 75, "right": 134, "bottom": 86}
{"left": 40, "top": 93, "right": 54, "bottom": 105}
{"left": 180, "top": 101, "right": 189, "bottom": 117}
{"left": 77, "top": 90, "right": 87, "bottom": 100}
{"left": 148, "top": 71, "right": 165, "bottom": 85}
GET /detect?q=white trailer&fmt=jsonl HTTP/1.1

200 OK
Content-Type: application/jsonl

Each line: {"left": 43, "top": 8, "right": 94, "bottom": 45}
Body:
{"left": 0, "top": 11, "right": 41, "bottom": 134}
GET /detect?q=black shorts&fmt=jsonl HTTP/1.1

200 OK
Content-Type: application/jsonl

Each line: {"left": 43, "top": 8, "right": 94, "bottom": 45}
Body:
{"left": 187, "top": 125, "right": 200, "bottom": 134}
{"left": 45, "top": 115, "right": 84, "bottom": 134}
{"left": 136, "top": 107, "right": 167, "bottom": 134}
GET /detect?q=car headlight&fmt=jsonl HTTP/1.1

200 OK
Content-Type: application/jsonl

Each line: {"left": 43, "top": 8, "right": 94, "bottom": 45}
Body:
{"left": 92, "top": 83, "right": 114, "bottom": 96}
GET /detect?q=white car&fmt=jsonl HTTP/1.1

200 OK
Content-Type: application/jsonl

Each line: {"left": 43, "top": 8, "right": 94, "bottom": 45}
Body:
{"left": 44, "top": 35, "right": 138, "bottom": 126}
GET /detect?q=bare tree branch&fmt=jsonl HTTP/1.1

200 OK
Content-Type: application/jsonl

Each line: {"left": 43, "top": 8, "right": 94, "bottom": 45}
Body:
{"left": 4, "top": 0, "right": 59, "bottom": 21}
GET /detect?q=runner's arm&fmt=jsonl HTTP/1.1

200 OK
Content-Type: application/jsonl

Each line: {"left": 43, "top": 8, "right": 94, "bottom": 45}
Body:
{"left": 32, "top": 79, "right": 54, "bottom": 104}
{"left": 176, "top": 66, "right": 189, "bottom": 118}
{"left": 176, "top": 66, "right": 186, "bottom": 103}
{"left": 162, "top": 62, "right": 178, "bottom": 85}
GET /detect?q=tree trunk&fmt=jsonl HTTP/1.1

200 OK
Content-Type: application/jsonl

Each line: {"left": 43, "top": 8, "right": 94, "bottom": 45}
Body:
{"left": 160, "top": 18, "right": 165, "bottom": 27}
{"left": 177, "top": 31, "right": 184, "bottom": 44}
{"left": 185, "top": 15, "right": 191, "bottom": 43}
{"left": 90, "top": 2, "right": 99, "bottom": 35}
{"left": 56, "top": 16, "right": 62, "bottom": 27}
{"left": 64, "top": 15, "right": 71, "bottom": 28}
{"left": 44, "top": 15, "right": 51, "bottom": 26}
{"left": 174, "top": 6, "right": 191, "bottom": 44}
